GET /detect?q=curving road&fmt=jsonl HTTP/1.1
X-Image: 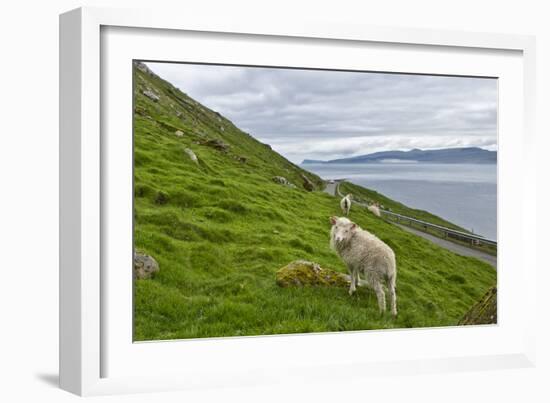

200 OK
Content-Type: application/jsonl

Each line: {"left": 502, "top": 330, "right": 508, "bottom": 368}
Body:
{"left": 323, "top": 179, "right": 345, "bottom": 197}
{"left": 324, "top": 180, "right": 496, "bottom": 268}
{"left": 324, "top": 182, "right": 338, "bottom": 196}
{"left": 394, "top": 223, "right": 496, "bottom": 268}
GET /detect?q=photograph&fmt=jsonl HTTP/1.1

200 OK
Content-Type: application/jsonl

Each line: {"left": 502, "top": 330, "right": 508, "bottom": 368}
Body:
{"left": 132, "top": 60, "right": 497, "bottom": 341}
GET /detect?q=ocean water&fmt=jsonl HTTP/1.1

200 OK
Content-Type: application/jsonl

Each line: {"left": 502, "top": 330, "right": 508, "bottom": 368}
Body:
{"left": 302, "top": 162, "right": 497, "bottom": 240}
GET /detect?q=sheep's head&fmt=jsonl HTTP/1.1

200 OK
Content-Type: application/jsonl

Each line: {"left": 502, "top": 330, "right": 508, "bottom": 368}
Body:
{"left": 330, "top": 216, "right": 357, "bottom": 246}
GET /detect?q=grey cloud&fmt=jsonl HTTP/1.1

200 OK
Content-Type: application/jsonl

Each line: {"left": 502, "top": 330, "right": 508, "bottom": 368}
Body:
{"left": 146, "top": 62, "right": 497, "bottom": 163}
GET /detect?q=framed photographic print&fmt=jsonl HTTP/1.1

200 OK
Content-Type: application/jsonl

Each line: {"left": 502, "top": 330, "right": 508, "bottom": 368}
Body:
{"left": 60, "top": 7, "right": 537, "bottom": 396}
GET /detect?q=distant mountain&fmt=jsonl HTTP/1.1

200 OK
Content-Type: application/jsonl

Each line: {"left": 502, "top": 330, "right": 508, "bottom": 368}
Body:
{"left": 302, "top": 147, "right": 496, "bottom": 165}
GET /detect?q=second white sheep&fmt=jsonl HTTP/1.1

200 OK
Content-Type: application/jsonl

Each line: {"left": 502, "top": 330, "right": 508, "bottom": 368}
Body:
{"left": 340, "top": 193, "right": 352, "bottom": 216}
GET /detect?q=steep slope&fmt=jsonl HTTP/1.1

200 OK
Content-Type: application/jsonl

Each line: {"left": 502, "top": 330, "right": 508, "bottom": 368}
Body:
{"left": 134, "top": 62, "right": 323, "bottom": 191}
{"left": 133, "top": 62, "right": 496, "bottom": 341}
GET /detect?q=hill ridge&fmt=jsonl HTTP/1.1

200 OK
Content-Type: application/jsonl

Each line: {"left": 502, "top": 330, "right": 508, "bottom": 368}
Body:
{"left": 302, "top": 147, "right": 496, "bottom": 164}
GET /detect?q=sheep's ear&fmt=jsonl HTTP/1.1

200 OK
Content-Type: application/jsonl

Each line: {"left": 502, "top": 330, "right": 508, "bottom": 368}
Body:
{"left": 330, "top": 216, "right": 337, "bottom": 225}
{"left": 351, "top": 223, "right": 357, "bottom": 229}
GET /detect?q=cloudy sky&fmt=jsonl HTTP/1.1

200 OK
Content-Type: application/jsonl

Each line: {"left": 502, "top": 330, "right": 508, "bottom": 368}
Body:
{"left": 146, "top": 62, "right": 497, "bottom": 164}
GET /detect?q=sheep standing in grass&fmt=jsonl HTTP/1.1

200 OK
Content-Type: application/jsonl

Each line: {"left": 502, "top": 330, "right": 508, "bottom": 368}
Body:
{"left": 329, "top": 216, "right": 397, "bottom": 316}
{"left": 340, "top": 194, "right": 352, "bottom": 216}
{"left": 368, "top": 202, "right": 381, "bottom": 217}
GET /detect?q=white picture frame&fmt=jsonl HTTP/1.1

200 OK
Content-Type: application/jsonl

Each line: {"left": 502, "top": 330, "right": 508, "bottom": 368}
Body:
{"left": 59, "top": 6, "right": 537, "bottom": 396}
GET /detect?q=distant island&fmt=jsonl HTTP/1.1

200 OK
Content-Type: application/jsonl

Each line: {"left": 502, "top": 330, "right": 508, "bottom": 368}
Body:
{"left": 302, "top": 147, "right": 496, "bottom": 165}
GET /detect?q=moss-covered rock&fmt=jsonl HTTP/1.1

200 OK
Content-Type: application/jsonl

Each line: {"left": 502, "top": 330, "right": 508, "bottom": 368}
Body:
{"left": 276, "top": 260, "right": 350, "bottom": 288}
{"left": 458, "top": 286, "right": 497, "bottom": 325}
{"left": 134, "top": 252, "right": 160, "bottom": 280}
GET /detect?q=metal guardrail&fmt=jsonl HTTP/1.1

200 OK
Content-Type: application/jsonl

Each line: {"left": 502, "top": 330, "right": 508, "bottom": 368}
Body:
{"left": 334, "top": 180, "right": 497, "bottom": 247}
{"left": 380, "top": 210, "right": 497, "bottom": 246}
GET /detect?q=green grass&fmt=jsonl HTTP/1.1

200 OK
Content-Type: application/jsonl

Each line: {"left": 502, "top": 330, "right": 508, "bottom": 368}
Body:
{"left": 133, "top": 62, "right": 496, "bottom": 341}
{"left": 339, "top": 181, "right": 497, "bottom": 256}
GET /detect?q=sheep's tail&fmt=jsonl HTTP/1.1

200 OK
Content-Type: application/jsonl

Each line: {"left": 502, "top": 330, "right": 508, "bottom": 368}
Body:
{"left": 387, "top": 271, "right": 397, "bottom": 317}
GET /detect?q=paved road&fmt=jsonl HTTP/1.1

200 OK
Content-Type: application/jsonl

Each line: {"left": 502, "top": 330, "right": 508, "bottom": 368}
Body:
{"left": 394, "top": 223, "right": 497, "bottom": 268}
{"left": 324, "top": 179, "right": 346, "bottom": 197}
{"left": 323, "top": 179, "right": 496, "bottom": 268}
{"left": 324, "top": 182, "right": 338, "bottom": 196}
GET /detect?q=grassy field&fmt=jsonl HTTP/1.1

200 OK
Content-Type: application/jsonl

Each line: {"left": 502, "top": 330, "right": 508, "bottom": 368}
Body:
{"left": 133, "top": 62, "right": 497, "bottom": 341}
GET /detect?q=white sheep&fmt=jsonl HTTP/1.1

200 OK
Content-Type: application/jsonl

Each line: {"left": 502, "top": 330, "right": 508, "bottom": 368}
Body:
{"left": 367, "top": 203, "right": 381, "bottom": 217}
{"left": 329, "top": 216, "right": 397, "bottom": 316}
{"left": 340, "top": 194, "right": 352, "bottom": 216}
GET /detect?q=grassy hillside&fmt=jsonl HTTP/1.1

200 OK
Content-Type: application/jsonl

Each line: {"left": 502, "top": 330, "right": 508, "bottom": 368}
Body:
{"left": 133, "top": 62, "right": 496, "bottom": 341}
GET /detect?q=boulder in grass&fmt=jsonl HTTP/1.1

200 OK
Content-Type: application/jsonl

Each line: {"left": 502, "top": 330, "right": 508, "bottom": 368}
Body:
{"left": 175, "top": 130, "right": 184, "bottom": 137}
{"left": 458, "top": 286, "right": 497, "bottom": 325}
{"left": 135, "top": 61, "right": 152, "bottom": 74}
{"left": 276, "top": 260, "right": 350, "bottom": 288}
{"left": 184, "top": 148, "right": 198, "bottom": 164}
{"left": 143, "top": 89, "right": 160, "bottom": 102}
{"left": 134, "top": 252, "right": 159, "bottom": 280}
{"left": 198, "top": 138, "right": 230, "bottom": 152}
{"left": 272, "top": 176, "right": 296, "bottom": 188}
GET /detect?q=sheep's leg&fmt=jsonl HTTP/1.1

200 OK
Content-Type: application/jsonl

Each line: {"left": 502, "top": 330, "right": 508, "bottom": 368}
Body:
{"left": 348, "top": 279, "right": 356, "bottom": 295}
{"left": 373, "top": 282, "right": 386, "bottom": 313}
{"left": 388, "top": 277, "right": 397, "bottom": 317}
{"left": 348, "top": 268, "right": 357, "bottom": 295}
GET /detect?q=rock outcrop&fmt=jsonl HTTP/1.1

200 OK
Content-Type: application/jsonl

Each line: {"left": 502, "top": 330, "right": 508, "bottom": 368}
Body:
{"left": 184, "top": 148, "right": 198, "bottom": 164}
{"left": 458, "top": 286, "right": 497, "bottom": 325}
{"left": 197, "top": 138, "right": 230, "bottom": 152}
{"left": 276, "top": 260, "right": 350, "bottom": 288}
{"left": 135, "top": 61, "right": 153, "bottom": 75}
{"left": 143, "top": 89, "right": 160, "bottom": 102}
{"left": 272, "top": 176, "right": 296, "bottom": 188}
{"left": 134, "top": 252, "right": 160, "bottom": 280}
